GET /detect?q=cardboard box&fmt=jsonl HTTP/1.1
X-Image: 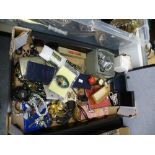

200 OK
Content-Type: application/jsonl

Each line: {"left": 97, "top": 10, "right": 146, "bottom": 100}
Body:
{"left": 64, "top": 55, "right": 85, "bottom": 73}
{"left": 58, "top": 47, "right": 86, "bottom": 59}
{"left": 8, "top": 124, "right": 24, "bottom": 135}
{"left": 75, "top": 105, "right": 119, "bottom": 121}
{"left": 101, "top": 127, "right": 130, "bottom": 135}
{"left": 10, "top": 26, "right": 32, "bottom": 56}
{"left": 58, "top": 46, "right": 86, "bottom": 73}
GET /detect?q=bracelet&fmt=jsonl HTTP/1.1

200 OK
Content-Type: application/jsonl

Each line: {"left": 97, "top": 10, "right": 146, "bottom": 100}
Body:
{"left": 28, "top": 94, "right": 48, "bottom": 117}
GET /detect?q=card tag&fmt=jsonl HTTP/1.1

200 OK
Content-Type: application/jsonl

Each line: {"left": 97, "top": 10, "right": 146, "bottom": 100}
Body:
{"left": 78, "top": 79, "right": 83, "bottom": 83}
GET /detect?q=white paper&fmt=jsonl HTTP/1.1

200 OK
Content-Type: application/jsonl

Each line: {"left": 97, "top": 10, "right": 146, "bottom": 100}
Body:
{"left": 15, "top": 32, "right": 29, "bottom": 50}
{"left": 39, "top": 45, "right": 53, "bottom": 61}
{"left": 39, "top": 45, "right": 67, "bottom": 67}
{"left": 117, "top": 106, "right": 136, "bottom": 117}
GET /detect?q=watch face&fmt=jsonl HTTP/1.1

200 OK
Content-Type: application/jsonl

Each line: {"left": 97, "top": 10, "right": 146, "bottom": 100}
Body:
{"left": 98, "top": 53, "right": 113, "bottom": 72}
{"left": 20, "top": 89, "right": 28, "bottom": 99}
{"left": 103, "top": 61, "right": 113, "bottom": 71}
{"left": 56, "top": 75, "right": 69, "bottom": 88}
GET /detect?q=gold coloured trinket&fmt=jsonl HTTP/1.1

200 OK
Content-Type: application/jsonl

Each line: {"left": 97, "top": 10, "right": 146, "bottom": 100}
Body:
{"left": 48, "top": 101, "right": 66, "bottom": 118}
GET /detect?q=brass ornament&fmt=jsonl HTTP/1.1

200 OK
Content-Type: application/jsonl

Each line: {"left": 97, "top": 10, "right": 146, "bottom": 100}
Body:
{"left": 48, "top": 101, "right": 66, "bottom": 118}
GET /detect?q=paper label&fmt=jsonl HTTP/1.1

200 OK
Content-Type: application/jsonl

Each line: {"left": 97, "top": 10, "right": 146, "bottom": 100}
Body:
{"left": 48, "top": 66, "right": 77, "bottom": 98}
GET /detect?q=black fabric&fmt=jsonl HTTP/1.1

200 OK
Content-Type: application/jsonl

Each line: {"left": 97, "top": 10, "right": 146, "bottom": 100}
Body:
{"left": 112, "top": 73, "right": 127, "bottom": 92}
{"left": 0, "top": 32, "right": 11, "bottom": 134}
{"left": 27, "top": 116, "right": 123, "bottom": 135}
{"left": 26, "top": 61, "right": 55, "bottom": 85}
{"left": 118, "top": 91, "right": 135, "bottom": 107}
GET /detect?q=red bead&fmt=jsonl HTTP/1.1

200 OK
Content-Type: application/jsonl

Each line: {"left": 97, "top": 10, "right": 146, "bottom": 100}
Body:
{"left": 88, "top": 76, "right": 96, "bottom": 85}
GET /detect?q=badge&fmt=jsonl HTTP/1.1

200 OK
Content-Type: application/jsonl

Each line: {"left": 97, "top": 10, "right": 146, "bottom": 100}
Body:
{"left": 56, "top": 75, "right": 69, "bottom": 88}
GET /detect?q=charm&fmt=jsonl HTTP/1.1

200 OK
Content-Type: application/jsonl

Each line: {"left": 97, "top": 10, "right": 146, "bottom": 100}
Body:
{"left": 14, "top": 63, "right": 24, "bottom": 82}
{"left": 28, "top": 115, "right": 51, "bottom": 129}
{"left": 56, "top": 101, "right": 76, "bottom": 125}
{"left": 48, "top": 101, "right": 65, "bottom": 118}
{"left": 56, "top": 75, "right": 69, "bottom": 88}
{"left": 15, "top": 49, "right": 22, "bottom": 55}
{"left": 13, "top": 86, "right": 30, "bottom": 101}
{"left": 24, "top": 81, "right": 46, "bottom": 98}
{"left": 98, "top": 78, "right": 104, "bottom": 86}
{"left": 109, "top": 92, "right": 118, "bottom": 106}
{"left": 88, "top": 76, "right": 97, "bottom": 85}
{"left": 48, "top": 100, "right": 76, "bottom": 125}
